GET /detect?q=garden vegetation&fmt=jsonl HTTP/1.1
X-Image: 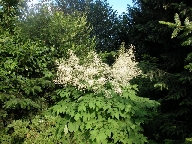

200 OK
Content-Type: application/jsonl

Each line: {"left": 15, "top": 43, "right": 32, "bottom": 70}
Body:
{"left": 0, "top": 0, "right": 192, "bottom": 143}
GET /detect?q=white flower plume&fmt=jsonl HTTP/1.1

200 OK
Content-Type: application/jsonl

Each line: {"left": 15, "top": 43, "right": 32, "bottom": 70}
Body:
{"left": 54, "top": 44, "right": 142, "bottom": 96}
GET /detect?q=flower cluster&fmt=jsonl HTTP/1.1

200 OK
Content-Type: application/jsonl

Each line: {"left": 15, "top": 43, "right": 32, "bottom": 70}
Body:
{"left": 111, "top": 44, "right": 142, "bottom": 93}
{"left": 54, "top": 49, "right": 111, "bottom": 93}
{"left": 54, "top": 45, "right": 142, "bottom": 96}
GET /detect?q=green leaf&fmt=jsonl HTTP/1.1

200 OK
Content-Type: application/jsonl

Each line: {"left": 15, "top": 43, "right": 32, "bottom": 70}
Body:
{"left": 74, "top": 113, "right": 81, "bottom": 121}
{"left": 59, "top": 89, "right": 70, "bottom": 98}
{"left": 103, "top": 103, "right": 111, "bottom": 111}
{"left": 43, "top": 71, "right": 53, "bottom": 78}
{"left": 96, "top": 132, "right": 107, "bottom": 143}
{"left": 89, "top": 101, "right": 95, "bottom": 109}
{"left": 78, "top": 104, "right": 86, "bottom": 112}
{"left": 68, "top": 122, "right": 79, "bottom": 132}
{"left": 52, "top": 105, "right": 63, "bottom": 115}
{"left": 114, "top": 112, "right": 119, "bottom": 120}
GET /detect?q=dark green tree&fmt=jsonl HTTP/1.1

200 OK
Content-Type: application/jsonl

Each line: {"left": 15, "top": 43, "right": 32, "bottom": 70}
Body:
{"left": 0, "top": 0, "right": 27, "bottom": 32}
{"left": 54, "top": 0, "right": 121, "bottom": 52}
{"left": 121, "top": 0, "right": 192, "bottom": 142}
{"left": 0, "top": 1, "right": 96, "bottom": 141}
{"left": 18, "top": 3, "right": 95, "bottom": 58}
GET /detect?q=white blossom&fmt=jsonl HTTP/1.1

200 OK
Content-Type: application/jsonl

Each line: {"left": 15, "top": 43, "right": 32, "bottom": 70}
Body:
{"left": 54, "top": 44, "right": 142, "bottom": 96}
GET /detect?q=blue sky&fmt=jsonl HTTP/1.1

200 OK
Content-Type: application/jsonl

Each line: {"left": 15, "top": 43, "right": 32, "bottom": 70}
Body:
{"left": 107, "top": 0, "right": 133, "bottom": 14}
{"left": 28, "top": 0, "right": 133, "bottom": 14}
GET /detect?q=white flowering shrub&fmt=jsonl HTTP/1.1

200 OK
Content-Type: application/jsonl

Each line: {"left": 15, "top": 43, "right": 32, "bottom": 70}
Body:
{"left": 50, "top": 44, "right": 159, "bottom": 143}
{"left": 54, "top": 49, "right": 111, "bottom": 94}
{"left": 54, "top": 44, "right": 142, "bottom": 96}
{"left": 111, "top": 44, "right": 142, "bottom": 93}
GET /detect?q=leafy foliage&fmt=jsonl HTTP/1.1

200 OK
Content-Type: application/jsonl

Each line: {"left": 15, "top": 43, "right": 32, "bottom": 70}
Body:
{"left": 0, "top": 0, "right": 27, "bottom": 32}
{"left": 50, "top": 85, "right": 158, "bottom": 144}
{"left": 1, "top": 115, "right": 60, "bottom": 144}
{"left": 159, "top": 13, "right": 192, "bottom": 46}
{"left": 54, "top": 0, "right": 121, "bottom": 52}
{"left": 0, "top": 28, "right": 55, "bottom": 130}
{"left": 0, "top": 1, "right": 96, "bottom": 139}
{"left": 18, "top": 4, "right": 95, "bottom": 58}
{"left": 123, "top": 0, "right": 192, "bottom": 143}
{"left": 2, "top": 0, "right": 192, "bottom": 143}
{"left": 49, "top": 47, "right": 159, "bottom": 143}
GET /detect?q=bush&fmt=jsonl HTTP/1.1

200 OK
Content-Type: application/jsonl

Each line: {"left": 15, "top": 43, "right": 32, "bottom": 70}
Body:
{"left": 1, "top": 115, "right": 60, "bottom": 144}
{"left": 0, "top": 6, "right": 96, "bottom": 136}
{"left": 49, "top": 45, "right": 159, "bottom": 143}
